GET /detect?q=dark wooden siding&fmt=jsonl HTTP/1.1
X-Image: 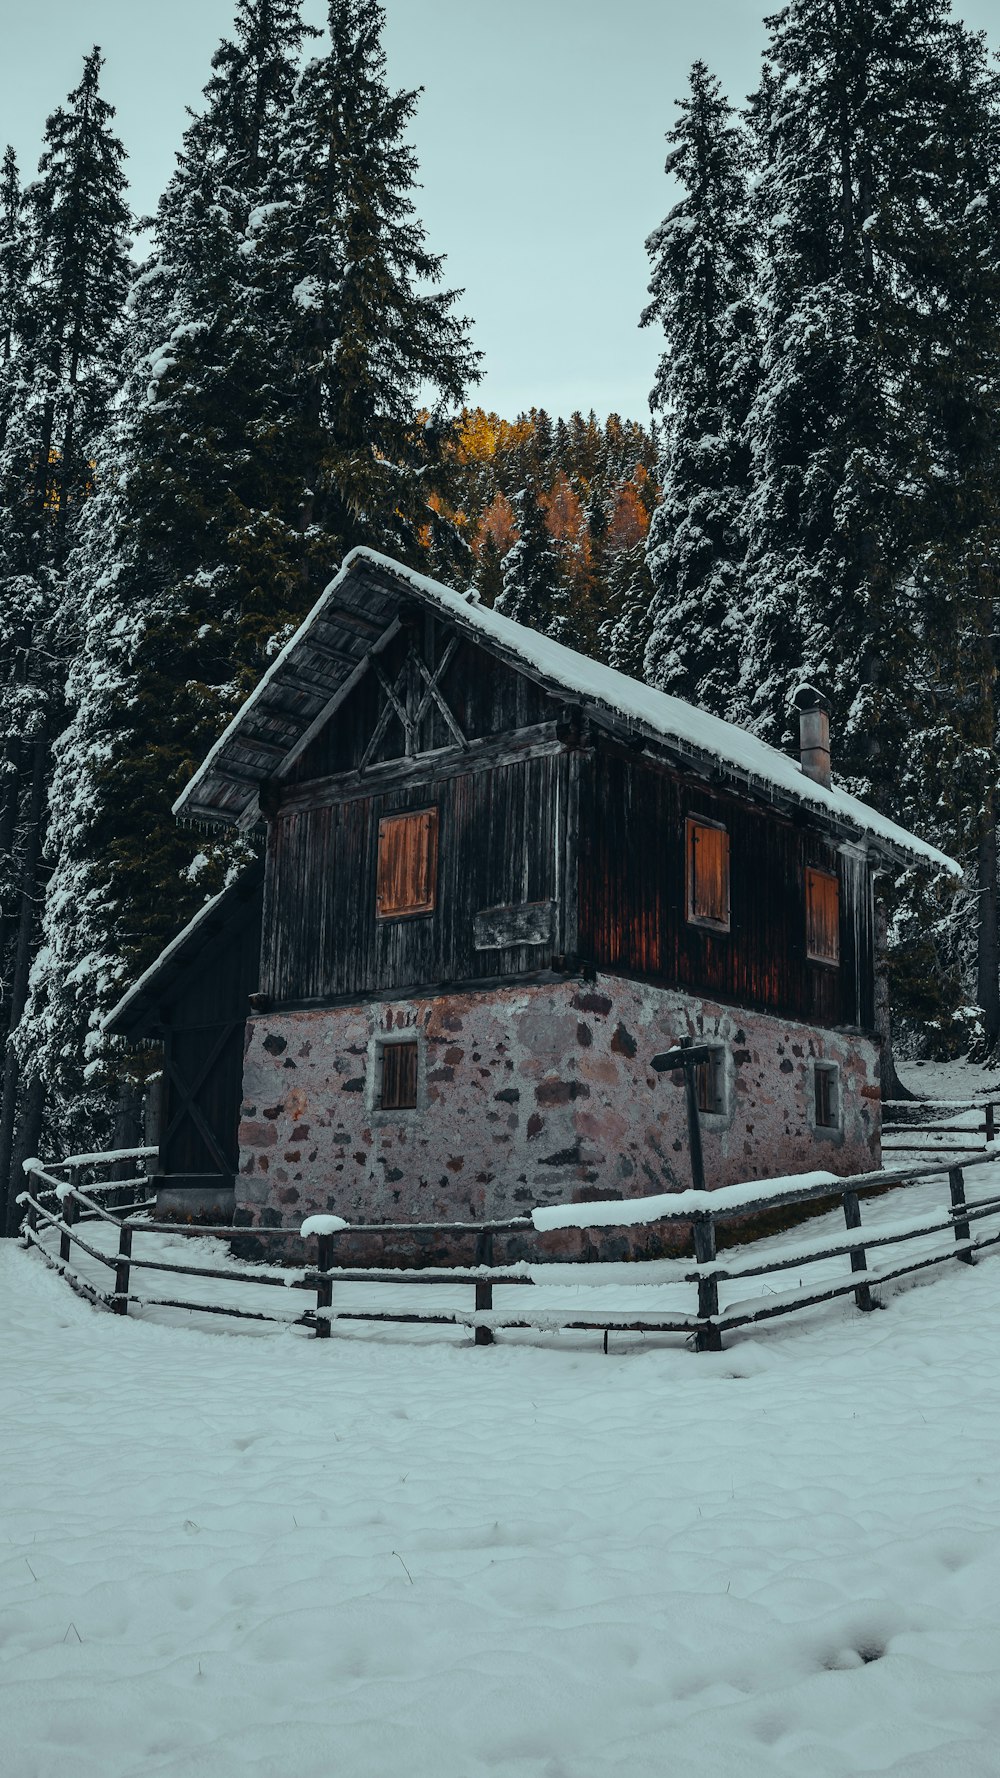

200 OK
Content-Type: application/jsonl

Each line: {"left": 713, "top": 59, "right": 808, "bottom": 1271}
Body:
{"left": 579, "top": 746, "right": 875, "bottom": 1031}
{"left": 264, "top": 752, "right": 569, "bottom": 1002}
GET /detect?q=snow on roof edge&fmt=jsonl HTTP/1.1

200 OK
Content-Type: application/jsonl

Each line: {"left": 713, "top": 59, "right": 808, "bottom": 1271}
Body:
{"left": 174, "top": 546, "right": 961, "bottom": 878}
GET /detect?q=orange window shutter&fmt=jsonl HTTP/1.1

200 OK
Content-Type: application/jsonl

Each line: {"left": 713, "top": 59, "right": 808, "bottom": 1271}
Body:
{"left": 689, "top": 821, "right": 730, "bottom": 926}
{"left": 377, "top": 808, "right": 438, "bottom": 918}
{"left": 806, "top": 868, "right": 840, "bottom": 963}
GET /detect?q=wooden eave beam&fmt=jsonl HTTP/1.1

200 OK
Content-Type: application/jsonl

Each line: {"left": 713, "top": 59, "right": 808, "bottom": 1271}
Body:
{"left": 273, "top": 616, "right": 402, "bottom": 784}
{"left": 278, "top": 721, "right": 564, "bottom": 813}
{"left": 230, "top": 732, "right": 295, "bottom": 762}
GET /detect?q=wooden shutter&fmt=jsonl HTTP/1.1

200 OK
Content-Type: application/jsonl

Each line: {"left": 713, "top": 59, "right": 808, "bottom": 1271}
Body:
{"left": 695, "top": 1049, "right": 724, "bottom": 1114}
{"left": 381, "top": 1041, "right": 419, "bottom": 1110}
{"left": 806, "top": 867, "right": 840, "bottom": 963}
{"left": 687, "top": 819, "right": 730, "bottom": 928}
{"left": 376, "top": 808, "right": 438, "bottom": 918}
{"left": 814, "top": 1064, "right": 838, "bottom": 1128}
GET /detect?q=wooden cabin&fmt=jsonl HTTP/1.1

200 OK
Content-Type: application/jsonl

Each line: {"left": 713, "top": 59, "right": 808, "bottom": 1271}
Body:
{"left": 105, "top": 549, "right": 957, "bottom": 1247}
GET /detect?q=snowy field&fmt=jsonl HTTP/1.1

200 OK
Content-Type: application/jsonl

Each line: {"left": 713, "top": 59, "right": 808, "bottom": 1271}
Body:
{"left": 7, "top": 1162, "right": 1000, "bottom": 1778}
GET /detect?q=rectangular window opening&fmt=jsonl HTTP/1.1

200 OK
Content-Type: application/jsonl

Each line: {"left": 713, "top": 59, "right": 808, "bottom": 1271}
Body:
{"left": 814, "top": 1062, "right": 840, "bottom": 1130}
{"left": 687, "top": 818, "right": 730, "bottom": 931}
{"left": 806, "top": 866, "right": 840, "bottom": 964}
{"left": 379, "top": 1040, "right": 419, "bottom": 1111}
{"left": 376, "top": 807, "right": 438, "bottom": 919}
{"left": 695, "top": 1048, "right": 726, "bottom": 1115}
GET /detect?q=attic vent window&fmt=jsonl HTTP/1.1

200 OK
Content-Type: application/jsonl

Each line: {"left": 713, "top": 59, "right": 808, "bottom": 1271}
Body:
{"left": 379, "top": 1040, "right": 419, "bottom": 1111}
{"left": 806, "top": 867, "right": 840, "bottom": 964}
{"left": 376, "top": 808, "right": 438, "bottom": 919}
{"left": 687, "top": 818, "right": 730, "bottom": 931}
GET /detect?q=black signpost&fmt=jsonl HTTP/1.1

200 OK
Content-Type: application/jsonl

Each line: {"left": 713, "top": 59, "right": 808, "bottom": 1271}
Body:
{"left": 650, "top": 1033, "right": 713, "bottom": 1193}
{"left": 650, "top": 1034, "right": 722, "bottom": 1350}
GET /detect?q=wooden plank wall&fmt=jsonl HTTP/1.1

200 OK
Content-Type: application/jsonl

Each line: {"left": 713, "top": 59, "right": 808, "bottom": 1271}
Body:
{"left": 578, "top": 747, "right": 875, "bottom": 1031}
{"left": 263, "top": 752, "right": 569, "bottom": 1002}
{"left": 266, "top": 621, "right": 876, "bottom": 1030}
{"left": 159, "top": 883, "right": 264, "bottom": 1178}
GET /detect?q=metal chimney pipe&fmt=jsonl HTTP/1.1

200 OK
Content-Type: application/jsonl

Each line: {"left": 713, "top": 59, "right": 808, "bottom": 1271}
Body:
{"left": 792, "top": 685, "right": 831, "bottom": 789}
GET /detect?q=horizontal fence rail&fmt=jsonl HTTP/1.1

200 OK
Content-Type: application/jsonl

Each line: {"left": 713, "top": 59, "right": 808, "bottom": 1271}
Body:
{"left": 16, "top": 1139, "right": 1000, "bottom": 1354}
{"left": 881, "top": 1098, "right": 997, "bottom": 1158}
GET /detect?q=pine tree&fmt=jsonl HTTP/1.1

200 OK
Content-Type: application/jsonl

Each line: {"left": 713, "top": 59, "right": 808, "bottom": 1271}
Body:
{"left": 642, "top": 61, "right": 758, "bottom": 715}
{"left": 254, "top": 0, "right": 480, "bottom": 587}
{"left": 10, "top": 7, "right": 311, "bottom": 1181}
{"left": 0, "top": 51, "right": 132, "bottom": 1231}
{"left": 740, "top": 0, "right": 1000, "bottom": 1053}
{"left": 16, "top": 0, "right": 480, "bottom": 1170}
{"left": 497, "top": 481, "right": 567, "bottom": 636}
{"left": 0, "top": 149, "right": 26, "bottom": 420}
{"left": 601, "top": 542, "right": 656, "bottom": 679}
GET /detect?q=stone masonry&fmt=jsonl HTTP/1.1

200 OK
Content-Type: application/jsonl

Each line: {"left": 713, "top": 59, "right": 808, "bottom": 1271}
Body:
{"left": 237, "top": 976, "right": 880, "bottom": 1258}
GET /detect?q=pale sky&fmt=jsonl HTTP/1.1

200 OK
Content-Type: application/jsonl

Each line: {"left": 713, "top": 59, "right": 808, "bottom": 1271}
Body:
{"left": 1, "top": 0, "right": 996, "bottom": 421}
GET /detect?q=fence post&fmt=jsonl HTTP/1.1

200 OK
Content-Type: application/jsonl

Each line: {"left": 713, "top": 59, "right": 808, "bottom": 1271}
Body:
{"left": 948, "top": 1165, "right": 975, "bottom": 1264}
{"left": 986, "top": 1104, "right": 996, "bottom": 1144}
{"left": 842, "top": 1188, "right": 874, "bottom": 1311}
{"left": 59, "top": 1168, "right": 79, "bottom": 1264}
{"left": 113, "top": 1223, "right": 133, "bottom": 1315}
{"left": 315, "top": 1232, "right": 333, "bottom": 1338}
{"left": 694, "top": 1213, "right": 722, "bottom": 1352}
{"left": 474, "top": 1229, "right": 494, "bottom": 1347}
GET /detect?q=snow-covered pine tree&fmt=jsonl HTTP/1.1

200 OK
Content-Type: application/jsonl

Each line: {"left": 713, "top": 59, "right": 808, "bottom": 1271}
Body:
{"left": 496, "top": 480, "right": 567, "bottom": 636}
{"left": 642, "top": 60, "right": 757, "bottom": 715}
{"left": 0, "top": 149, "right": 26, "bottom": 415}
{"left": 601, "top": 542, "right": 656, "bottom": 680}
{"left": 889, "top": 24, "right": 1000, "bottom": 1050}
{"left": 0, "top": 148, "right": 27, "bottom": 916}
{"left": 0, "top": 51, "right": 132, "bottom": 1232}
{"left": 15, "top": 0, "right": 481, "bottom": 1174}
{"left": 740, "top": 0, "right": 1000, "bottom": 1051}
{"left": 8, "top": 6, "right": 312, "bottom": 1193}
{"left": 253, "top": 0, "right": 480, "bottom": 591}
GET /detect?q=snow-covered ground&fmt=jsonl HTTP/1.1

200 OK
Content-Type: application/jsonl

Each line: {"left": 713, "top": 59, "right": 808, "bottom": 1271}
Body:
{"left": 8, "top": 1056, "right": 1000, "bottom": 1776}
{"left": 7, "top": 1176, "right": 1000, "bottom": 1778}
{"left": 896, "top": 1054, "right": 1000, "bottom": 1102}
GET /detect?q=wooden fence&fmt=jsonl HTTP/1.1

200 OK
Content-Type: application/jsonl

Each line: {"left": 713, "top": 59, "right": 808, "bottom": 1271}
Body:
{"left": 17, "top": 1143, "right": 1000, "bottom": 1353}
{"left": 881, "top": 1098, "right": 997, "bottom": 1158}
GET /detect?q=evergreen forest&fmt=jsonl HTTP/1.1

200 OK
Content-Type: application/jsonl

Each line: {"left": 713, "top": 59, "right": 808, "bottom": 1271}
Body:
{"left": 1, "top": 0, "right": 999, "bottom": 1231}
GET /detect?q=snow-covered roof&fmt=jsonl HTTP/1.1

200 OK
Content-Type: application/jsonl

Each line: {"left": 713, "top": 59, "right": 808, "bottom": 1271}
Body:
{"left": 173, "top": 547, "right": 960, "bottom": 877}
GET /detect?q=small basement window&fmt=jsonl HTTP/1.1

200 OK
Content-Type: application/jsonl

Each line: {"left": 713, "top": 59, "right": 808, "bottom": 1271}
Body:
{"left": 813, "top": 1062, "right": 841, "bottom": 1130}
{"left": 806, "top": 867, "right": 840, "bottom": 964}
{"left": 376, "top": 807, "right": 438, "bottom": 919}
{"left": 687, "top": 818, "right": 730, "bottom": 931}
{"left": 379, "top": 1040, "right": 419, "bottom": 1111}
{"left": 695, "top": 1047, "right": 726, "bottom": 1116}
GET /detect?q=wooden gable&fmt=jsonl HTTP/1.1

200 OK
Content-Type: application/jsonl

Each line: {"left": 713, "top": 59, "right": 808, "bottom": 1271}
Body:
{"left": 287, "top": 619, "right": 565, "bottom": 785}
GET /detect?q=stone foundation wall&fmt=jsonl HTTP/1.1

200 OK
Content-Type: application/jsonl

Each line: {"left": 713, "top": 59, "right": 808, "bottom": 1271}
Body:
{"left": 236, "top": 977, "right": 880, "bottom": 1260}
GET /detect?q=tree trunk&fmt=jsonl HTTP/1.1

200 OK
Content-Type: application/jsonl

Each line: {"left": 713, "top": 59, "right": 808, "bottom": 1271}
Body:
{"left": 7, "top": 1070, "right": 44, "bottom": 1237}
{"left": 109, "top": 1076, "right": 143, "bottom": 1181}
{"left": 0, "top": 731, "right": 48, "bottom": 1235}
{"left": 874, "top": 893, "right": 914, "bottom": 1102}
{"left": 976, "top": 788, "right": 1000, "bottom": 1054}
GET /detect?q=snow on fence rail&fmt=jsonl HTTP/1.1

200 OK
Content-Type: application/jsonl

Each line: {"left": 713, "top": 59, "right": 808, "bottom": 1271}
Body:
{"left": 17, "top": 1144, "right": 1000, "bottom": 1352}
